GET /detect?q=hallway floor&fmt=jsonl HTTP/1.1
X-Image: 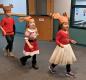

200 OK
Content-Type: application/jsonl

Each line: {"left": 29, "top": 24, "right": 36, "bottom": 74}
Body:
{"left": 0, "top": 34, "right": 86, "bottom": 80}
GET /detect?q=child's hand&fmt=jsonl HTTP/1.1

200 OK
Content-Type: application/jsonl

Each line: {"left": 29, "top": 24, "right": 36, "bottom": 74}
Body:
{"left": 18, "top": 17, "right": 24, "bottom": 22}
{"left": 4, "top": 32, "right": 6, "bottom": 36}
{"left": 59, "top": 44, "right": 64, "bottom": 48}
{"left": 71, "top": 40, "right": 77, "bottom": 44}
{"left": 3, "top": 31, "right": 6, "bottom": 36}
{"left": 29, "top": 45, "right": 33, "bottom": 49}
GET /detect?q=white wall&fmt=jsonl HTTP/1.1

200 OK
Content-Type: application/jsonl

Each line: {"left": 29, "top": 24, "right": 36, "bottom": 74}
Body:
{"left": 0, "top": 0, "right": 26, "bottom": 15}
{"left": 54, "top": 0, "right": 71, "bottom": 17}
{"left": 1, "top": 0, "right": 71, "bottom": 16}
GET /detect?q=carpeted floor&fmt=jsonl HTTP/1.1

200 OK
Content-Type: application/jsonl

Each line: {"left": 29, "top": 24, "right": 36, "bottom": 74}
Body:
{"left": 0, "top": 34, "right": 86, "bottom": 80}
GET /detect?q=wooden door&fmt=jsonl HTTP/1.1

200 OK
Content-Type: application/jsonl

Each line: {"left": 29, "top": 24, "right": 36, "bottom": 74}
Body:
{"left": 32, "top": 16, "right": 53, "bottom": 41}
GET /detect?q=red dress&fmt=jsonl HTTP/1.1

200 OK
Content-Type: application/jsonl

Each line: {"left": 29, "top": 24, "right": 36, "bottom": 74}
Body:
{"left": 23, "top": 28, "right": 39, "bottom": 56}
{"left": 49, "top": 30, "right": 77, "bottom": 65}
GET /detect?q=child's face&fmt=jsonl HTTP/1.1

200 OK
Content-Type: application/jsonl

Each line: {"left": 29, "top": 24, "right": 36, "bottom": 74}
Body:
{"left": 5, "top": 13, "right": 11, "bottom": 17}
{"left": 29, "top": 19, "right": 36, "bottom": 29}
{"left": 62, "top": 22, "right": 69, "bottom": 31}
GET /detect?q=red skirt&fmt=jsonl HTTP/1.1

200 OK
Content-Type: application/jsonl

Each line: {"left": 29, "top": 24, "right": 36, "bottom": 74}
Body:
{"left": 23, "top": 40, "right": 39, "bottom": 56}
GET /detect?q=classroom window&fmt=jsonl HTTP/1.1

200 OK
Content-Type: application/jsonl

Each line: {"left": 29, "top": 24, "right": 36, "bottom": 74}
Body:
{"left": 71, "top": 0, "right": 86, "bottom": 29}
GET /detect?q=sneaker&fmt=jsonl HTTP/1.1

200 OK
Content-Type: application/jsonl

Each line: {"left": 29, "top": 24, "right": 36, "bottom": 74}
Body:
{"left": 3, "top": 48, "right": 9, "bottom": 56}
{"left": 32, "top": 65, "right": 39, "bottom": 70}
{"left": 66, "top": 73, "right": 72, "bottom": 77}
{"left": 8, "top": 52, "right": 15, "bottom": 57}
{"left": 66, "top": 72, "right": 75, "bottom": 77}
{"left": 49, "top": 66, "right": 56, "bottom": 73}
{"left": 68, "top": 72, "right": 75, "bottom": 76}
{"left": 20, "top": 58, "right": 26, "bottom": 66}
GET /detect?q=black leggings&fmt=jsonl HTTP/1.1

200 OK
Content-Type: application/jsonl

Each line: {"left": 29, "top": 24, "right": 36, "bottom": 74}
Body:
{"left": 66, "top": 64, "right": 71, "bottom": 73}
{"left": 5, "top": 35, "right": 14, "bottom": 52}
{"left": 20, "top": 54, "right": 37, "bottom": 65}
{"left": 51, "top": 64, "right": 71, "bottom": 73}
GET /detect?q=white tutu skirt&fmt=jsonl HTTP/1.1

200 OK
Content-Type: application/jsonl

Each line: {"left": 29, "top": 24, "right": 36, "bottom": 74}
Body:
{"left": 49, "top": 44, "right": 77, "bottom": 65}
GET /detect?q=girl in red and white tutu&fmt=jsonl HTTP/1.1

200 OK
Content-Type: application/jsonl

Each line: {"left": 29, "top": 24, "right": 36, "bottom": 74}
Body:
{"left": 49, "top": 13, "right": 77, "bottom": 77}
{"left": 19, "top": 16, "right": 39, "bottom": 70}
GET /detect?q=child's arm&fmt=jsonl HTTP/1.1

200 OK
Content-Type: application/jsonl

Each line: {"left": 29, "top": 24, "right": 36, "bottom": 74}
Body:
{"left": 13, "top": 24, "right": 16, "bottom": 35}
{"left": 36, "top": 28, "right": 39, "bottom": 36}
{"left": 0, "top": 18, "right": 7, "bottom": 35}
{"left": 0, "top": 26, "right": 6, "bottom": 36}
{"left": 24, "top": 30, "right": 33, "bottom": 49}
{"left": 12, "top": 18, "right": 16, "bottom": 35}
{"left": 25, "top": 39, "right": 33, "bottom": 49}
{"left": 18, "top": 16, "right": 32, "bottom": 22}
{"left": 69, "top": 39, "right": 77, "bottom": 44}
{"left": 56, "top": 32, "right": 64, "bottom": 48}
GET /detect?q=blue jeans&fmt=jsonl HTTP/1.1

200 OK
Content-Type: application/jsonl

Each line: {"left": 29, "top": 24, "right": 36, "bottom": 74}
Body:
{"left": 5, "top": 35, "right": 14, "bottom": 52}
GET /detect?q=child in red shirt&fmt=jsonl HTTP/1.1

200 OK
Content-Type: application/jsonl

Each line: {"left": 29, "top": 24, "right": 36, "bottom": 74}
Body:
{"left": 49, "top": 13, "right": 77, "bottom": 77}
{"left": 0, "top": 13, "right": 15, "bottom": 57}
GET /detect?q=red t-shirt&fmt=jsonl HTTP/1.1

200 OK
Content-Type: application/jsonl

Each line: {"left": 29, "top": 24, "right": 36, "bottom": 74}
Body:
{"left": 56, "top": 30, "right": 71, "bottom": 45}
{"left": 1, "top": 17, "right": 15, "bottom": 35}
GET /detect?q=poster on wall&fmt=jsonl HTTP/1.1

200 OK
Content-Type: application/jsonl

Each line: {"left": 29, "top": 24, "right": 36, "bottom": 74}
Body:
{"left": 72, "top": 0, "right": 86, "bottom": 29}
{"left": 73, "top": 8, "right": 86, "bottom": 28}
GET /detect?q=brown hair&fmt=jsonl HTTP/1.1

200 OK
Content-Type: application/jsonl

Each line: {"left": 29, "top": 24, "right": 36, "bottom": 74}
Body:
{"left": 58, "top": 22, "right": 68, "bottom": 30}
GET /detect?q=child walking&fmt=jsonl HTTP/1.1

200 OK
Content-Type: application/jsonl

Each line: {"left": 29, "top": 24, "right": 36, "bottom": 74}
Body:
{"left": 19, "top": 16, "right": 39, "bottom": 70}
{"left": 0, "top": 11, "right": 16, "bottom": 57}
{"left": 49, "top": 13, "right": 77, "bottom": 77}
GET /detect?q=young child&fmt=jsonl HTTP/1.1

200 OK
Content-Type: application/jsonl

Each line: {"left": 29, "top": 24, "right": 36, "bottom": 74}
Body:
{"left": 49, "top": 13, "right": 77, "bottom": 77}
{"left": 0, "top": 12, "right": 16, "bottom": 57}
{"left": 19, "top": 16, "right": 39, "bottom": 70}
